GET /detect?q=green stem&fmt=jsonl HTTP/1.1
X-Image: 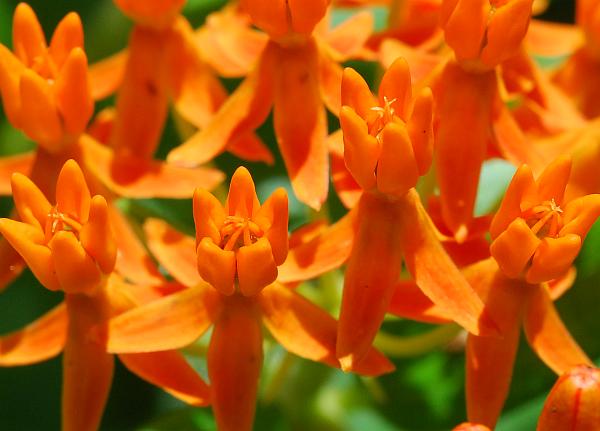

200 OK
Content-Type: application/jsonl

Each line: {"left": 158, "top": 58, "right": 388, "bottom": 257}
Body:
{"left": 374, "top": 324, "right": 462, "bottom": 357}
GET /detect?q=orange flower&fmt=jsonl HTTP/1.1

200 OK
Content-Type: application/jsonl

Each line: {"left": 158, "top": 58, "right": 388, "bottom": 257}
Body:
{"left": 463, "top": 158, "right": 598, "bottom": 428}
{"left": 114, "top": 0, "right": 186, "bottom": 29}
{"left": 537, "top": 365, "right": 600, "bottom": 431}
{"left": 441, "top": 0, "right": 533, "bottom": 71}
{"left": 0, "top": 160, "right": 210, "bottom": 431}
{"left": 335, "top": 59, "right": 498, "bottom": 371}
{"left": 490, "top": 156, "right": 600, "bottom": 284}
{"left": 0, "top": 3, "right": 92, "bottom": 152}
{"left": 168, "top": 0, "right": 375, "bottom": 209}
{"left": 453, "top": 423, "right": 491, "bottom": 431}
{"left": 101, "top": 167, "right": 393, "bottom": 431}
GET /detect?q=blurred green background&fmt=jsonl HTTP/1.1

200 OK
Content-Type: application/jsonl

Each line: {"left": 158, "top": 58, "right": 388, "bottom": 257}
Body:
{"left": 2, "top": 1, "right": 598, "bottom": 430}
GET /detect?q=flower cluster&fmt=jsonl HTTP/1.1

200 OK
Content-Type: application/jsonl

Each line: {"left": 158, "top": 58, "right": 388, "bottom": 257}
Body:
{"left": 0, "top": 1, "right": 599, "bottom": 430}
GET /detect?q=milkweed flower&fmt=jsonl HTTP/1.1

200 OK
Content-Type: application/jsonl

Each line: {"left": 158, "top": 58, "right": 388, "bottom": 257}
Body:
{"left": 0, "top": 160, "right": 209, "bottom": 431}
{"left": 101, "top": 167, "right": 393, "bottom": 431}
{"left": 453, "top": 423, "right": 491, "bottom": 431}
{"left": 537, "top": 365, "right": 600, "bottom": 431}
{"left": 0, "top": 3, "right": 223, "bottom": 289}
{"left": 335, "top": 59, "right": 498, "bottom": 371}
{"left": 464, "top": 157, "right": 599, "bottom": 428}
{"left": 168, "top": 0, "right": 375, "bottom": 209}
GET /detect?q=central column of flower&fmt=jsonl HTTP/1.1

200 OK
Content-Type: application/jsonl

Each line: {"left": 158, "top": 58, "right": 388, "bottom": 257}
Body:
{"left": 336, "top": 58, "right": 498, "bottom": 371}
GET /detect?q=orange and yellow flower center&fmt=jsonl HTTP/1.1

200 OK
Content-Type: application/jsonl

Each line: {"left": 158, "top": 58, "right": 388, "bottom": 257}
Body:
{"left": 369, "top": 96, "right": 397, "bottom": 139}
{"left": 522, "top": 199, "right": 563, "bottom": 238}
{"left": 44, "top": 207, "right": 82, "bottom": 243}
{"left": 219, "top": 215, "right": 264, "bottom": 251}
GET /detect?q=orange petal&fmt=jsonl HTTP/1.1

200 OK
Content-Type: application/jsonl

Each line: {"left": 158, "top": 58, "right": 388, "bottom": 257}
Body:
{"left": 197, "top": 238, "right": 236, "bottom": 295}
{"left": 526, "top": 20, "right": 583, "bottom": 58}
{"left": 56, "top": 159, "right": 91, "bottom": 222}
{"left": 287, "top": 0, "right": 329, "bottom": 34}
{"left": 453, "top": 423, "right": 491, "bottom": 431}
{"left": 398, "top": 190, "right": 498, "bottom": 336}
{"left": 80, "top": 135, "right": 224, "bottom": 198}
{"left": 19, "top": 69, "right": 63, "bottom": 149}
{"left": 336, "top": 192, "right": 404, "bottom": 370}
{"left": 167, "top": 18, "right": 227, "bottom": 129}
{"left": 322, "top": 11, "right": 374, "bottom": 61}
{"left": 55, "top": 48, "right": 93, "bottom": 136}
{"left": 537, "top": 365, "right": 600, "bottom": 431}
{"left": 490, "top": 218, "right": 541, "bottom": 278}
{"left": 328, "top": 129, "right": 362, "bottom": 209}
{"left": 466, "top": 327, "right": 520, "bottom": 429}
{"left": 193, "top": 188, "right": 225, "bottom": 246}
{"left": 62, "top": 294, "right": 114, "bottom": 431}
{"left": 0, "top": 303, "right": 67, "bottom": 366}
{"left": 48, "top": 231, "right": 103, "bottom": 293}
{"left": 226, "top": 132, "right": 274, "bottom": 164}
{"left": 480, "top": 0, "right": 532, "bottom": 68}
{"left": 489, "top": 164, "right": 535, "bottom": 239}
{"left": 259, "top": 282, "right": 394, "bottom": 376}
{"left": 253, "top": 188, "right": 289, "bottom": 265}
{"left": 239, "top": 0, "right": 289, "bottom": 38}
{"left": 104, "top": 285, "right": 220, "bottom": 353}
{"left": 226, "top": 166, "right": 260, "bottom": 218}
{"left": 443, "top": 0, "right": 489, "bottom": 61}
{"left": 88, "top": 50, "right": 127, "bottom": 100}
{"left": 318, "top": 50, "right": 343, "bottom": 115}
{"left": 407, "top": 87, "right": 434, "bottom": 175}
{"left": 523, "top": 286, "right": 592, "bottom": 375}
{"left": 339, "top": 106, "right": 379, "bottom": 191}
{"left": 561, "top": 194, "right": 600, "bottom": 239}
{"left": 0, "top": 218, "right": 60, "bottom": 291}
{"left": 49, "top": 12, "right": 83, "bottom": 68}
{"left": 272, "top": 40, "right": 328, "bottom": 210}
{"left": 12, "top": 3, "right": 47, "bottom": 65}
{"left": 0, "top": 152, "right": 35, "bottom": 195}
{"left": 388, "top": 280, "right": 453, "bottom": 324}
{"left": 119, "top": 351, "right": 210, "bottom": 406}
{"left": 535, "top": 155, "right": 571, "bottom": 206}
{"left": 278, "top": 209, "right": 357, "bottom": 283}
{"left": 341, "top": 67, "right": 377, "bottom": 120}
{"left": 167, "top": 43, "right": 275, "bottom": 166}
{"left": 547, "top": 266, "right": 577, "bottom": 301}
{"left": 0, "top": 45, "right": 25, "bottom": 127}
{"left": 378, "top": 57, "right": 412, "bottom": 118}
{"left": 107, "top": 205, "right": 164, "bottom": 286}
{"left": 208, "top": 295, "right": 262, "bottom": 431}
{"left": 526, "top": 235, "right": 581, "bottom": 284}
{"left": 0, "top": 238, "right": 25, "bottom": 291}
{"left": 144, "top": 218, "right": 201, "bottom": 288}
{"left": 80, "top": 195, "right": 116, "bottom": 274}
{"left": 376, "top": 122, "right": 419, "bottom": 197}
{"left": 237, "top": 238, "right": 278, "bottom": 296}
{"left": 435, "top": 62, "right": 496, "bottom": 236}
{"left": 11, "top": 172, "right": 51, "bottom": 229}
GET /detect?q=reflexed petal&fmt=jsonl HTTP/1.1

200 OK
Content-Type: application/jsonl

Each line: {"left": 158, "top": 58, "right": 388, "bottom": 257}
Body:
{"left": 254, "top": 188, "right": 288, "bottom": 265}
{"left": 388, "top": 280, "right": 453, "bottom": 324}
{"left": 322, "top": 11, "right": 374, "bottom": 61}
{"left": 523, "top": 286, "right": 592, "bottom": 375}
{"left": 0, "top": 303, "right": 67, "bottom": 366}
{"left": 197, "top": 238, "right": 236, "bottom": 296}
{"left": 55, "top": 48, "right": 93, "bottom": 136}
{"left": 49, "top": 12, "right": 83, "bottom": 68}
{"left": 337, "top": 193, "right": 404, "bottom": 370}
{"left": 48, "top": 231, "right": 103, "bottom": 294}
{"left": 490, "top": 218, "right": 541, "bottom": 278}
{"left": 339, "top": 106, "right": 379, "bottom": 191}
{"left": 0, "top": 218, "right": 60, "bottom": 291}
{"left": 407, "top": 88, "right": 434, "bottom": 175}
{"left": 226, "top": 132, "right": 274, "bottom": 164}
{"left": 259, "top": 283, "right": 393, "bottom": 376}
{"left": 62, "top": 294, "right": 114, "bottom": 431}
{"left": 278, "top": 209, "right": 357, "bottom": 283}
{"left": 80, "top": 195, "right": 116, "bottom": 274}
{"left": 226, "top": 166, "right": 260, "bottom": 218}
{"left": 398, "top": 190, "right": 498, "bottom": 336}
{"left": 526, "top": 235, "right": 581, "bottom": 284}
{"left": 104, "top": 285, "right": 220, "bottom": 353}
{"left": 208, "top": 296, "right": 262, "bottom": 431}
{"left": 119, "top": 351, "right": 210, "bottom": 406}
{"left": 11, "top": 172, "right": 51, "bottom": 228}
{"left": 272, "top": 40, "right": 328, "bottom": 209}
{"left": 318, "top": 51, "right": 343, "bottom": 115}
{"left": 144, "top": 218, "right": 201, "bottom": 288}
{"left": 56, "top": 159, "right": 91, "bottom": 222}
{"left": 237, "top": 238, "right": 278, "bottom": 297}
{"left": 89, "top": 50, "right": 127, "bottom": 100}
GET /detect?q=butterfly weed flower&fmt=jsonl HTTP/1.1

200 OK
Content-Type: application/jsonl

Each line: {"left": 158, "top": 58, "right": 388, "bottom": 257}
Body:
{"left": 0, "top": 160, "right": 210, "bottom": 431}
{"left": 101, "top": 167, "right": 393, "bottom": 431}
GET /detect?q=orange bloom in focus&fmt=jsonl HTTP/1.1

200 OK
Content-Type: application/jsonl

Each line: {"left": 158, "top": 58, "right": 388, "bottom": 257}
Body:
{"left": 463, "top": 157, "right": 599, "bottom": 428}
{"left": 335, "top": 59, "right": 498, "bottom": 370}
{"left": 537, "top": 365, "right": 600, "bottom": 431}
{"left": 168, "top": 0, "right": 375, "bottom": 209}
{"left": 101, "top": 167, "right": 393, "bottom": 431}
{"left": 0, "top": 160, "right": 209, "bottom": 431}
